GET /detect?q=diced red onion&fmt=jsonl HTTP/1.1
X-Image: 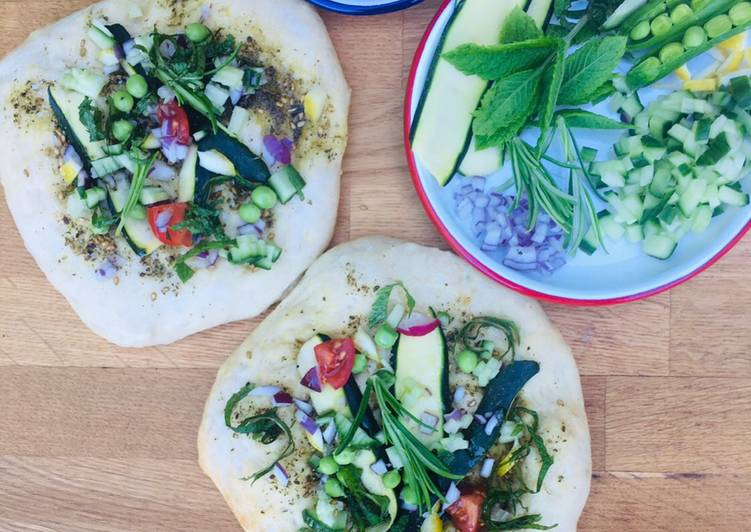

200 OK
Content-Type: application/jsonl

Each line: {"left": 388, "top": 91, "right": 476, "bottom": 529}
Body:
{"left": 154, "top": 209, "right": 172, "bottom": 232}
{"left": 248, "top": 385, "right": 281, "bottom": 397}
{"left": 295, "top": 410, "right": 318, "bottom": 435}
{"left": 113, "top": 43, "right": 125, "bottom": 61}
{"left": 272, "top": 391, "right": 294, "bottom": 407}
{"left": 474, "top": 414, "right": 487, "bottom": 425}
{"left": 237, "top": 223, "right": 262, "bottom": 236}
{"left": 161, "top": 139, "right": 188, "bottom": 164}
{"left": 300, "top": 367, "right": 321, "bottom": 393}
{"left": 397, "top": 313, "right": 440, "bottom": 337}
{"left": 272, "top": 463, "right": 289, "bottom": 487}
{"left": 199, "top": 4, "right": 211, "bottom": 22}
{"left": 322, "top": 421, "right": 337, "bottom": 444}
{"left": 77, "top": 170, "right": 90, "bottom": 188}
{"left": 122, "top": 39, "right": 135, "bottom": 55}
{"left": 370, "top": 460, "right": 388, "bottom": 476}
{"left": 444, "top": 409, "right": 464, "bottom": 422}
{"left": 150, "top": 160, "right": 176, "bottom": 181}
{"left": 471, "top": 176, "right": 485, "bottom": 190}
{"left": 263, "top": 135, "right": 292, "bottom": 165}
{"left": 453, "top": 387, "right": 465, "bottom": 404}
{"left": 96, "top": 259, "right": 118, "bottom": 280}
{"left": 187, "top": 249, "right": 219, "bottom": 270}
{"left": 103, "top": 64, "right": 120, "bottom": 75}
{"left": 293, "top": 398, "right": 314, "bottom": 415}
{"left": 419, "top": 412, "right": 439, "bottom": 434}
{"left": 159, "top": 39, "right": 176, "bottom": 58}
{"left": 480, "top": 458, "right": 495, "bottom": 478}
{"left": 444, "top": 482, "right": 460, "bottom": 508}
{"left": 157, "top": 85, "right": 176, "bottom": 102}
{"left": 484, "top": 414, "right": 499, "bottom": 436}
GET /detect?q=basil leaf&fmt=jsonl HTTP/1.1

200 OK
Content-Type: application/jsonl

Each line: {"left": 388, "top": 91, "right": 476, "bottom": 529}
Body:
{"left": 557, "top": 109, "right": 630, "bottom": 130}
{"left": 336, "top": 465, "right": 391, "bottom": 531}
{"left": 368, "top": 281, "right": 415, "bottom": 329}
{"left": 500, "top": 6, "right": 543, "bottom": 43}
{"left": 557, "top": 36, "right": 627, "bottom": 106}
{"left": 443, "top": 38, "right": 557, "bottom": 81}
{"left": 473, "top": 68, "right": 544, "bottom": 149}
{"left": 78, "top": 97, "right": 105, "bottom": 142}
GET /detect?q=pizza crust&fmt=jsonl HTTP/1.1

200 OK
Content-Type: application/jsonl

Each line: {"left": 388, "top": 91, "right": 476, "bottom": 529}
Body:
{"left": 0, "top": 0, "right": 349, "bottom": 347}
{"left": 198, "top": 236, "right": 591, "bottom": 531}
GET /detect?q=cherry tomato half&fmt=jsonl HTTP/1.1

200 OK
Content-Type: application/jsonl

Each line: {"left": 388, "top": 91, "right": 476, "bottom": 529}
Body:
{"left": 147, "top": 202, "right": 193, "bottom": 247}
{"left": 156, "top": 101, "right": 190, "bottom": 145}
{"left": 314, "top": 338, "right": 356, "bottom": 389}
{"left": 446, "top": 489, "right": 486, "bottom": 532}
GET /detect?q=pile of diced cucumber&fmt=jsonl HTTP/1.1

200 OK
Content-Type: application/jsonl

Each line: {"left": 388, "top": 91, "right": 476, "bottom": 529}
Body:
{"left": 585, "top": 77, "right": 751, "bottom": 260}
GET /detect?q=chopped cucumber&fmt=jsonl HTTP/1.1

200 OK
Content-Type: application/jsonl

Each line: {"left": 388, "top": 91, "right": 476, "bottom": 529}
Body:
{"left": 643, "top": 233, "right": 677, "bottom": 260}
{"left": 268, "top": 166, "right": 306, "bottom": 204}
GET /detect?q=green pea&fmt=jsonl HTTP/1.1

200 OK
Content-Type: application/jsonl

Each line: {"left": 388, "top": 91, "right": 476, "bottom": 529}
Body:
{"left": 238, "top": 202, "right": 262, "bottom": 223}
{"left": 383, "top": 470, "right": 401, "bottom": 489}
{"left": 185, "top": 22, "right": 211, "bottom": 43}
{"left": 111, "top": 90, "right": 134, "bottom": 114}
{"left": 126, "top": 74, "right": 148, "bottom": 99}
{"left": 683, "top": 25, "right": 707, "bottom": 48}
{"left": 401, "top": 484, "right": 418, "bottom": 506}
{"left": 456, "top": 349, "right": 479, "bottom": 373}
{"left": 318, "top": 456, "right": 339, "bottom": 476}
{"left": 324, "top": 478, "right": 345, "bottom": 498}
{"left": 352, "top": 353, "right": 367, "bottom": 375}
{"left": 730, "top": 2, "right": 751, "bottom": 26}
{"left": 650, "top": 14, "right": 673, "bottom": 37}
{"left": 251, "top": 185, "right": 278, "bottom": 210}
{"left": 670, "top": 3, "right": 693, "bottom": 24}
{"left": 704, "top": 15, "right": 732, "bottom": 39}
{"left": 629, "top": 20, "right": 652, "bottom": 41}
{"left": 112, "top": 119, "right": 134, "bottom": 142}
{"left": 659, "top": 42, "right": 685, "bottom": 63}
{"left": 374, "top": 323, "right": 398, "bottom": 349}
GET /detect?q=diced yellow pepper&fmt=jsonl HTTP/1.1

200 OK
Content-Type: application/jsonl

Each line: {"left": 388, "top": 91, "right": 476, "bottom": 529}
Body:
{"left": 496, "top": 447, "right": 520, "bottom": 478}
{"left": 60, "top": 160, "right": 82, "bottom": 184}
{"left": 420, "top": 504, "right": 444, "bottom": 532}
{"left": 718, "top": 51, "right": 744, "bottom": 73}
{"left": 306, "top": 431, "right": 325, "bottom": 453}
{"left": 684, "top": 78, "right": 717, "bottom": 92}
{"left": 303, "top": 86, "right": 327, "bottom": 123}
{"left": 674, "top": 65, "right": 691, "bottom": 81}
{"left": 717, "top": 32, "right": 747, "bottom": 53}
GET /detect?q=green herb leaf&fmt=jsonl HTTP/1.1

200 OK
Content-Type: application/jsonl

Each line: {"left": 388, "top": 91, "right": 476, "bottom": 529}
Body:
{"left": 336, "top": 465, "right": 391, "bottom": 531}
{"left": 444, "top": 38, "right": 557, "bottom": 81}
{"left": 174, "top": 238, "right": 236, "bottom": 282}
{"left": 536, "top": 39, "right": 566, "bottom": 152}
{"left": 91, "top": 208, "right": 117, "bottom": 234}
{"left": 205, "top": 33, "right": 237, "bottom": 60}
{"left": 79, "top": 97, "right": 105, "bottom": 142}
{"left": 368, "top": 281, "right": 415, "bottom": 329}
{"left": 500, "top": 6, "right": 544, "bottom": 43}
{"left": 473, "top": 68, "right": 544, "bottom": 149}
{"left": 557, "top": 36, "right": 627, "bottom": 106}
{"left": 224, "top": 382, "right": 296, "bottom": 483}
{"left": 171, "top": 202, "right": 227, "bottom": 240}
{"left": 556, "top": 109, "right": 630, "bottom": 130}
{"left": 458, "top": 316, "right": 520, "bottom": 358}
{"left": 485, "top": 512, "right": 557, "bottom": 531}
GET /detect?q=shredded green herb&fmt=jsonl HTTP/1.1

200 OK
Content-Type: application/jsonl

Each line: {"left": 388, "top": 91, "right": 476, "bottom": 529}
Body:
{"left": 224, "top": 382, "right": 296, "bottom": 483}
{"left": 457, "top": 316, "right": 520, "bottom": 359}
{"left": 336, "top": 465, "right": 391, "bottom": 531}
{"left": 78, "top": 97, "right": 105, "bottom": 142}
{"left": 174, "top": 238, "right": 235, "bottom": 282}
{"left": 171, "top": 202, "right": 227, "bottom": 240}
{"left": 368, "top": 282, "right": 415, "bottom": 329}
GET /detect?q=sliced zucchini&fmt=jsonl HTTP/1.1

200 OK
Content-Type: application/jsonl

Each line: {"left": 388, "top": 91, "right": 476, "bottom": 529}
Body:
{"left": 525, "top": 0, "right": 553, "bottom": 28}
{"left": 458, "top": 137, "right": 503, "bottom": 176}
{"left": 394, "top": 326, "right": 449, "bottom": 447}
{"left": 140, "top": 186, "right": 170, "bottom": 205}
{"left": 411, "top": 0, "right": 526, "bottom": 186}
{"left": 106, "top": 178, "right": 162, "bottom": 256}
{"left": 48, "top": 86, "right": 105, "bottom": 164}
{"left": 197, "top": 130, "right": 270, "bottom": 183}
{"left": 198, "top": 149, "right": 236, "bottom": 176}
{"left": 268, "top": 166, "right": 306, "bottom": 204}
{"left": 178, "top": 145, "right": 198, "bottom": 202}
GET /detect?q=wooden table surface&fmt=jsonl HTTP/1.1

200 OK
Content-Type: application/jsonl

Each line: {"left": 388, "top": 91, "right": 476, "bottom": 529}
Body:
{"left": 1, "top": 1, "right": 750, "bottom": 530}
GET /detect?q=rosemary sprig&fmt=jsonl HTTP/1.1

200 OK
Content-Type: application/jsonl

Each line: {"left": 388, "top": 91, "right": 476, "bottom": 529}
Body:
{"left": 115, "top": 150, "right": 158, "bottom": 234}
{"left": 336, "top": 370, "right": 461, "bottom": 512}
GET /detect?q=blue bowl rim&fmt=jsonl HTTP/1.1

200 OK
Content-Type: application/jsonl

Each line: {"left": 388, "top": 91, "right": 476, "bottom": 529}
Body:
{"left": 307, "top": 0, "right": 423, "bottom": 15}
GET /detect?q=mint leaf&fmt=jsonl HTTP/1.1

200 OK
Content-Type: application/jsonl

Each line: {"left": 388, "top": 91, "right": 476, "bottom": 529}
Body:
{"left": 537, "top": 39, "right": 566, "bottom": 147}
{"left": 557, "top": 109, "right": 630, "bottom": 129}
{"left": 557, "top": 36, "right": 627, "bottom": 106}
{"left": 500, "top": 6, "right": 543, "bottom": 43}
{"left": 562, "top": 80, "right": 616, "bottom": 106}
{"left": 444, "top": 38, "right": 556, "bottom": 81}
{"left": 78, "top": 97, "right": 105, "bottom": 142}
{"left": 368, "top": 282, "right": 415, "bottom": 329}
{"left": 473, "top": 68, "right": 544, "bottom": 147}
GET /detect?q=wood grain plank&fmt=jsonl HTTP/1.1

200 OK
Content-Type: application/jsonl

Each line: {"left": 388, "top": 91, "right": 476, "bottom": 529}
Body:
{"left": 606, "top": 377, "right": 751, "bottom": 473}
{"left": 580, "top": 472, "right": 751, "bottom": 531}
{"left": 582, "top": 376, "right": 605, "bottom": 472}
{"left": 0, "top": 368, "right": 214, "bottom": 458}
{"left": 670, "top": 239, "right": 751, "bottom": 378}
{"left": 545, "top": 295, "right": 671, "bottom": 377}
{"left": 0, "top": 456, "right": 239, "bottom": 532}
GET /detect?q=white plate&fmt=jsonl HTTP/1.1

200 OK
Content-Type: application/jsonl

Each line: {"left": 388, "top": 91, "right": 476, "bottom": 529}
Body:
{"left": 404, "top": 0, "right": 751, "bottom": 305}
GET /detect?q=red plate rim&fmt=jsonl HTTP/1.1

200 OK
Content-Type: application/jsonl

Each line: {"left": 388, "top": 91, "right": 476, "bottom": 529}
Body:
{"left": 403, "top": 0, "right": 751, "bottom": 306}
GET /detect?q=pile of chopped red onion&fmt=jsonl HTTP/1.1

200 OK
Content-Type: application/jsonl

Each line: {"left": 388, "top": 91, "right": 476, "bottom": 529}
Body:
{"left": 453, "top": 175, "right": 567, "bottom": 274}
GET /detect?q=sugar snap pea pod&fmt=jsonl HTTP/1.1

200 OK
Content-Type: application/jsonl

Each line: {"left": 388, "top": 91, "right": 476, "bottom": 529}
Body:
{"left": 615, "top": 0, "right": 684, "bottom": 33}
{"left": 626, "top": 19, "right": 751, "bottom": 89}
{"left": 629, "top": 0, "right": 738, "bottom": 50}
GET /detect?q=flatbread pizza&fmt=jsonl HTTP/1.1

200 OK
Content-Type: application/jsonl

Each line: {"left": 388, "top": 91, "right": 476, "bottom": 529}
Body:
{"left": 0, "top": 0, "right": 348, "bottom": 346}
{"left": 198, "top": 236, "right": 591, "bottom": 531}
